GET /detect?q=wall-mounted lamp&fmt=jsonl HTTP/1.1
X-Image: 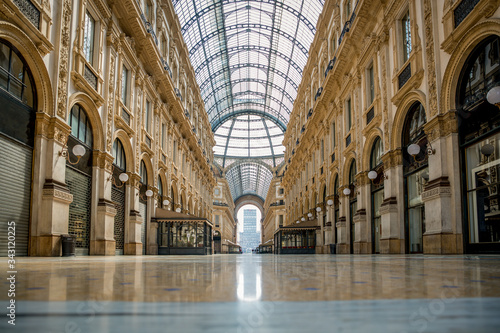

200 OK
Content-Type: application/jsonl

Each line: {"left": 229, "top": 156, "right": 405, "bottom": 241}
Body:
{"left": 487, "top": 86, "right": 500, "bottom": 107}
{"left": 343, "top": 188, "right": 351, "bottom": 196}
{"left": 176, "top": 207, "right": 182, "bottom": 213}
{"left": 296, "top": 220, "right": 300, "bottom": 224}
{"left": 60, "top": 143, "right": 86, "bottom": 165}
{"left": 138, "top": 189, "right": 154, "bottom": 201}
{"left": 316, "top": 206, "right": 322, "bottom": 213}
{"left": 163, "top": 199, "right": 170, "bottom": 206}
{"left": 301, "top": 217, "right": 306, "bottom": 222}
{"left": 367, "top": 170, "right": 388, "bottom": 185}
{"left": 307, "top": 212, "right": 313, "bottom": 218}
{"left": 407, "top": 141, "right": 435, "bottom": 164}
{"left": 108, "top": 166, "right": 129, "bottom": 188}
{"left": 327, "top": 199, "right": 334, "bottom": 206}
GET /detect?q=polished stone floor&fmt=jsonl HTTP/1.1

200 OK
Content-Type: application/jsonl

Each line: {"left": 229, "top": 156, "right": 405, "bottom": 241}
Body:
{"left": 1, "top": 254, "right": 500, "bottom": 332}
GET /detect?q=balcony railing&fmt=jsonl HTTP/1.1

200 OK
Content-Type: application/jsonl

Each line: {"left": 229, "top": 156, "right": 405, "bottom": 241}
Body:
{"left": 366, "top": 107, "right": 374, "bottom": 125}
{"left": 121, "top": 107, "right": 131, "bottom": 126}
{"left": 161, "top": 57, "right": 173, "bottom": 78}
{"left": 315, "top": 87, "right": 323, "bottom": 101}
{"left": 140, "top": 12, "right": 158, "bottom": 45}
{"left": 84, "top": 65, "right": 98, "bottom": 90}
{"left": 346, "top": 134, "right": 351, "bottom": 147}
{"left": 398, "top": 63, "right": 412, "bottom": 89}
{"left": 454, "top": 0, "right": 481, "bottom": 28}
{"left": 13, "top": 0, "right": 40, "bottom": 29}
{"left": 325, "top": 57, "right": 336, "bottom": 77}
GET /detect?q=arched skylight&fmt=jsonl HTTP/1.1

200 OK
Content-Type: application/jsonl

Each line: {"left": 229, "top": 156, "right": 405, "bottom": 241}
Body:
{"left": 173, "top": 0, "right": 324, "bottom": 199}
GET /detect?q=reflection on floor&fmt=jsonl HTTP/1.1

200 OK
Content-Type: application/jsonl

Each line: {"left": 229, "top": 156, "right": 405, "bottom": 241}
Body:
{"left": 1, "top": 254, "right": 500, "bottom": 332}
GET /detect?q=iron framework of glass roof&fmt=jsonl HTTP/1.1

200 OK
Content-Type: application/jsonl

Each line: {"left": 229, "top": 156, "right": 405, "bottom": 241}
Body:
{"left": 172, "top": 0, "right": 324, "bottom": 201}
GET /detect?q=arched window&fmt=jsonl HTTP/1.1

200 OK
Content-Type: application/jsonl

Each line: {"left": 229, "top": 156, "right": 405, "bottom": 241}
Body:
{"left": 112, "top": 139, "right": 126, "bottom": 170}
{"left": 403, "top": 102, "right": 427, "bottom": 173}
{"left": 402, "top": 102, "right": 428, "bottom": 253}
{"left": 370, "top": 137, "right": 383, "bottom": 170}
{"left": 140, "top": 160, "right": 147, "bottom": 184}
{"left": 0, "top": 40, "right": 35, "bottom": 108}
{"left": 158, "top": 176, "right": 164, "bottom": 208}
{"left": 171, "top": 186, "right": 175, "bottom": 211}
{"left": 348, "top": 159, "right": 356, "bottom": 185}
{"left": 69, "top": 104, "right": 93, "bottom": 147}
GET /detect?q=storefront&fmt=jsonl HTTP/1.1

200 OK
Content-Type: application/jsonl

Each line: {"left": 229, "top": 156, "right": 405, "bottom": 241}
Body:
{"left": 459, "top": 36, "right": 500, "bottom": 253}
{"left": 274, "top": 221, "right": 319, "bottom": 254}
{"left": 154, "top": 208, "right": 213, "bottom": 255}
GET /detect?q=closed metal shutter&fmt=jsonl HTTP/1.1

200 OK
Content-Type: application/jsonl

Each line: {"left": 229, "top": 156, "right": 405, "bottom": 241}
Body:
{"left": 139, "top": 201, "right": 147, "bottom": 254}
{"left": 112, "top": 186, "right": 125, "bottom": 254}
{"left": 0, "top": 134, "right": 32, "bottom": 256}
{"left": 66, "top": 166, "right": 91, "bottom": 254}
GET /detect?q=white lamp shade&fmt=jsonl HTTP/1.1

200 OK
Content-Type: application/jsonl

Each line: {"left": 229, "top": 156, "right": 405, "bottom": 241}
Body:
{"left": 368, "top": 170, "right": 378, "bottom": 180}
{"left": 72, "top": 144, "right": 86, "bottom": 157}
{"left": 407, "top": 143, "right": 421, "bottom": 156}
{"left": 343, "top": 188, "right": 351, "bottom": 196}
{"left": 316, "top": 207, "right": 322, "bottom": 212}
{"left": 307, "top": 212, "right": 312, "bottom": 217}
{"left": 176, "top": 207, "right": 181, "bottom": 213}
{"left": 118, "top": 173, "right": 129, "bottom": 182}
{"left": 487, "top": 86, "right": 500, "bottom": 105}
{"left": 296, "top": 221, "right": 300, "bottom": 223}
{"left": 163, "top": 199, "right": 170, "bottom": 206}
{"left": 327, "top": 199, "right": 334, "bottom": 206}
{"left": 145, "top": 189, "right": 154, "bottom": 197}
{"left": 301, "top": 217, "right": 306, "bottom": 221}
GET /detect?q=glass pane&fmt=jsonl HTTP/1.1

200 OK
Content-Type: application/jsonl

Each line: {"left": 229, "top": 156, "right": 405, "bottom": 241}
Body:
{"left": 9, "top": 77, "right": 22, "bottom": 99}
{"left": 0, "top": 43, "right": 9, "bottom": 71}
{"left": 466, "top": 134, "right": 500, "bottom": 243}
{"left": 71, "top": 106, "right": 78, "bottom": 138}
{"left": 407, "top": 168, "right": 427, "bottom": 208}
{"left": 22, "top": 70, "right": 34, "bottom": 107}
{"left": 84, "top": 11, "right": 95, "bottom": 65}
{"left": 78, "top": 108, "right": 87, "bottom": 143}
{"left": 0, "top": 67, "right": 8, "bottom": 90}
{"left": 409, "top": 206, "right": 424, "bottom": 253}
{"left": 10, "top": 51, "right": 23, "bottom": 81}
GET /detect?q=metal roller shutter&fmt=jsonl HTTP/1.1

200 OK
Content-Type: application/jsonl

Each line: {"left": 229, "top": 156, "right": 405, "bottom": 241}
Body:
{"left": 0, "top": 135, "right": 32, "bottom": 256}
{"left": 112, "top": 186, "right": 125, "bottom": 254}
{"left": 65, "top": 166, "right": 91, "bottom": 254}
{"left": 139, "top": 202, "right": 147, "bottom": 254}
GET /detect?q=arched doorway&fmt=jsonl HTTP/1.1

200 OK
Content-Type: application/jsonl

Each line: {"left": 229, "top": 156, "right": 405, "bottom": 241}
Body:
{"left": 402, "top": 102, "right": 428, "bottom": 254}
{"left": 348, "top": 160, "right": 357, "bottom": 254}
{"left": 370, "top": 137, "right": 384, "bottom": 254}
{"left": 458, "top": 35, "right": 500, "bottom": 253}
{"left": 112, "top": 139, "right": 126, "bottom": 255}
{"left": 0, "top": 40, "right": 36, "bottom": 256}
{"left": 333, "top": 175, "right": 339, "bottom": 246}
{"left": 66, "top": 104, "right": 93, "bottom": 255}
{"left": 139, "top": 160, "right": 148, "bottom": 255}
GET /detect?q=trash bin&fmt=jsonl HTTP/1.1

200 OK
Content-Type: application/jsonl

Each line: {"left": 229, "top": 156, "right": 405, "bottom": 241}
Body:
{"left": 61, "top": 234, "right": 75, "bottom": 257}
{"left": 329, "top": 243, "right": 336, "bottom": 254}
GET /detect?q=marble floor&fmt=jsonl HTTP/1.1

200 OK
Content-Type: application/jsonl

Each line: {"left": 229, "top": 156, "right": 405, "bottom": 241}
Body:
{"left": 1, "top": 254, "right": 500, "bottom": 332}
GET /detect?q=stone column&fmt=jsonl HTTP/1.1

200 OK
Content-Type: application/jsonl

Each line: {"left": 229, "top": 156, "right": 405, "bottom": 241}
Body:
{"left": 31, "top": 115, "right": 73, "bottom": 256}
{"left": 148, "top": 187, "right": 159, "bottom": 255}
{"left": 421, "top": 111, "right": 462, "bottom": 253}
{"left": 336, "top": 186, "right": 349, "bottom": 254}
{"left": 353, "top": 172, "right": 369, "bottom": 253}
{"left": 125, "top": 173, "right": 143, "bottom": 255}
{"left": 379, "top": 150, "right": 404, "bottom": 254}
{"left": 90, "top": 152, "right": 117, "bottom": 255}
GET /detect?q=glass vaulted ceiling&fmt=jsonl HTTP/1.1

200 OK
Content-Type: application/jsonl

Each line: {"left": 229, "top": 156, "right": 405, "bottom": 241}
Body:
{"left": 173, "top": 0, "right": 324, "bottom": 200}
